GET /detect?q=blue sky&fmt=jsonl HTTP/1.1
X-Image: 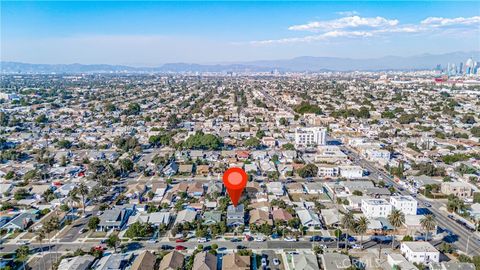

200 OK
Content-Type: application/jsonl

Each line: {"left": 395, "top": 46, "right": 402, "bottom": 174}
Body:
{"left": 1, "top": 1, "right": 479, "bottom": 66}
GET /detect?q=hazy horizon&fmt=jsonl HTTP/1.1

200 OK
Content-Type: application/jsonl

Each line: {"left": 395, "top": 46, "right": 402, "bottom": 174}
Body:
{"left": 1, "top": 1, "right": 479, "bottom": 66}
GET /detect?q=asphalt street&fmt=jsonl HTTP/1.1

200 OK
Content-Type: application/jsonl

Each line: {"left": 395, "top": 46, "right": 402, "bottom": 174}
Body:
{"left": 342, "top": 145, "right": 480, "bottom": 256}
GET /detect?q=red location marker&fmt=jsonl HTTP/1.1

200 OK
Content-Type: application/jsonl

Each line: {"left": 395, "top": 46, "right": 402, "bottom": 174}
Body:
{"left": 223, "top": 167, "right": 248, "bottom": 207}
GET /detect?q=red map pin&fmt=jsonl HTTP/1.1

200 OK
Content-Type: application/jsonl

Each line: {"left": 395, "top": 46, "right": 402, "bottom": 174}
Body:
{"left": 223, "top": 167, "right": 248, "bottom": 207}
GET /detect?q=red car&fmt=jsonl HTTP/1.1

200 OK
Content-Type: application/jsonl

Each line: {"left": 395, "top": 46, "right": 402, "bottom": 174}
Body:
{"left": 175, "top": 238, "right": 186, "bottom": 243}
{"left": 175, "top": 245, "right": 187, "bottom": 251}
{"left": 93, "top": 245, "right": 106, "bottom": 251}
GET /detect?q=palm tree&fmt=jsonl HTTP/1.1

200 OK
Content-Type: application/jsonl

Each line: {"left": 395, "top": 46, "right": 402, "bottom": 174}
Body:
{"left": 75, "top": 183, "right": 89, "bottom": 214}
{"left": 388, "top": 209, "right": 405, "bottom": 249}
{"left": 15, "top": 245, "right": 30, "bottom": 270}
{"left": 420, "top": 214, "right": 436, "bottom": 241}
{"left": 341, "top": 212, "right": 356, "bottom": 251}
{"left": 37, "top": 230, "right": 46, "bottom": 270}
{"left": 356, "top": 216, "right": 369, "bottom": 249}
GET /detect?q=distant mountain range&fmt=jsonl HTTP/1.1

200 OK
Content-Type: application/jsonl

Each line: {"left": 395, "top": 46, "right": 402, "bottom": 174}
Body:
{"left": 1, "top": 51, "right": 478, "bottom": 74}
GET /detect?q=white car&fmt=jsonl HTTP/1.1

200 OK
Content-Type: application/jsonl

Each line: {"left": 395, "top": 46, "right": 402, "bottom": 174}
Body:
{"left": 273, "top": 258, "right": 280, "bottom": 265}
{"left": 147, "top": 239, "right": 157, "bottom": 243}
{"left": 197, "top": 238, "right": 208, "bottom": 243}
{"left": 284, "top": 237, "right": 297, "bottom": 242}
{"left": 254, "top": 237, "right": 266, "bottom": 242}
{"left": 352, "top": 244, "right": 363, "bottom": 249}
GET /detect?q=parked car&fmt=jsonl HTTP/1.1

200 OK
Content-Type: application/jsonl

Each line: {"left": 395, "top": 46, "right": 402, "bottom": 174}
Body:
{"left": 230, "top": 238, "right": 241, "bottom": 242}
{"left": 160, "top": 245, "right": 174, "bottom": 250}
{"left": 284, "top": 237, "right": 297, "bottom": 242}
{"left": 261, "top": 257, "right": 267, "bottom": 267}
{"left": 352, "top": 244, "right": 363, "bottom": 249}
{"left": 175, "top": 245, "right": 187, "bottom": 250}
{"left": 147, "top": 239, "right": 157, "bottom": 243}
{"left": 175, "top": 238, "right": 186, "bottom": 243}
{"left": 236, "top": 245, "right": 247, "bottom": 250}
{"left": 254, "top": 237, "right": 266, "bottom": 242}
{"left": 310, "top": 236, "right": 321, "bottom": 242}
{"left": 273, "top": 258, "right": 280, "bottom": 265}
{"left": 197, "top": 238, "right": 208, "bottom": 243}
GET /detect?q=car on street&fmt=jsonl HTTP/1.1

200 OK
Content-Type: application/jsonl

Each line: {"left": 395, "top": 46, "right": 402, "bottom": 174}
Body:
{"left": 93, "top": 245, "right": 106, "bottom": 251}
{"left": 175, "top": 245, "right": 187, "bottom": 250}
{"left": 175, "top": 238, "right": 186, "bottom": 243}
{"left": 424, "top": 202, "right": 432, "bottom": 207}
{"left": 321, "top": 237, "right": 335, "bottom": 242}
{"left": 352, "top": 244, "right": 363, "bottom": 249}
{"left": 284, "top": 237, "right": 297, "bottom": 242}
{"left": 236, "top": 245, "right": 247, "bottom": 249}
{"left": 161, "top": 245, "right": 174, "bottom": 250}
{"left": 147, "top": 239, "right": 157, "bottom": 243}
{"left": 79, "top": 228, "right": 88, "bottom": 233}
{"left": 197, "top": 238, "right": 208, "bottom": 243}
{"left": 254, "top": 237, "right": 266, "bottom": 242}
{"left": 273, "top": 258, "right": 280, "bottom": 265}
{"left": 310, "top": 236, "right": 321, "bottom": 242}
{"left": 230, "top": 238, "right": 241, "bottom": 242}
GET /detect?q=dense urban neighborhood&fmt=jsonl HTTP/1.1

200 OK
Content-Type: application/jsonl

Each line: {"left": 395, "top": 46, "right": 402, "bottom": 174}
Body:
{"left": 0, "top": 70, "right": 479, "bottom": 270}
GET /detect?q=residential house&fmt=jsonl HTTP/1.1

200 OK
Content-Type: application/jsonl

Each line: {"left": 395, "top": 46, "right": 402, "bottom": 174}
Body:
{"left": 292, "top": 252, "right": 321, "bottom": 270}
{"left": 202, "top": 211, "right": 222, "bottom": 225}
{"left": 174, "top": 209, "right": 197, "bottom": 225}
{"left": 320, "top": 253, "right": 350, "bottom": 270}
{"left": 272, "top": 208, "right": 293, "bottom": 222}
{"left": 249, "top": 209, "right": 272, "bottom": 226}
{"left": 226, "top": 205, "right": 244, "bottom": 226}
{"left": 297, "top": 209, "right": 321, "bottom": 227}
{"left": 266, "top": 182, "right": 284, "bottom": 196}
{"left": 131, "top": 251, "right": 156, "bottom": 270}
{"left": 98, "top": 205, "right": 134, "bottom": 231}
{"left": 193, "top": 251, "right": 217, "bottom": 270}
{"left": 159, "top": 251, "right": 185, "bottom": 270}
{"left": 221, "top": 253, "right": 250, "bottom": 270}
{"left": 304, "top": 182, "right": 324, "bottom": 194}
{"left": 92, "top": 253, "right": 134, "bottom": 270}
{"left": 58, "top": 255, "right": 95, "bottom": 270}
{"left": 1, "top": 212, "right": 37, "bottom": 232}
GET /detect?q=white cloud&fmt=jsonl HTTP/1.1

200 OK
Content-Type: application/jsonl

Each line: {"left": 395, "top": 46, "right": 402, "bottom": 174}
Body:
{"left": 421, "top": 16, "right": 480, "bottom": 27}
{"left": 250, "top": 15, "right": 479, "bottom": 45}
{"left": 288, "top": 16, "right": 399, "bottom": 32}
{"left": 250, "top": 31, "right": 373, "bottom": 45}
{"left": 336, "top": 11, "right": 359, "bottom": 16}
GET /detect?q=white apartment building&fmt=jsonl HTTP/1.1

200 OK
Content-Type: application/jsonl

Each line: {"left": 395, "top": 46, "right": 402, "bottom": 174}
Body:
{"left": 401, "top": 242, "right": 440, "bottom": 264}
{"left": 339, "top": 165, "right": 364, "bottom": 179}
{"left": 294, "top": 127, "right": 327, "bottom": 147}
{"left": 361, "top": 199, "right": 393, "bottom": 218}
{"left": 390, "top": 196, "right": 418, "bottom": 215}
{"left": 364, "top": 148, "right": 391, "bottom": 165}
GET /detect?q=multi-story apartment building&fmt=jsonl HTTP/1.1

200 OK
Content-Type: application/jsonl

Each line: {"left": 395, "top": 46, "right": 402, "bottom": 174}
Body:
{"left": 401, "top": 242, "right": 440, "bottom": 264}
{"left": 390, "top": 196, "right": 418, "bottom": 215}
{"left": 361, "top": 199, "right": 393, "bottom": 218}
{"left": 294, "top": 127, "right": 327, "bottom": 147}
{"left": 440, "top": 182, "right": 473, "bottom": 199}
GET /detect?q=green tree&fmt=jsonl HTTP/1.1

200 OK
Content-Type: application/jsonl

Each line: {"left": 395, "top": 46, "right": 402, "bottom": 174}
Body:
{"left": 106, "top": 234, "right": 121, "bottom": 252}
{"left": 341, "top": 212, "right": 356, "bottom": 251}
{"left": 15, "top": 245, "right": 30, "bottom": 270}
{"left": 355, "top": 216, "right": 369, "bottom": 250}
{"left": 297, "top": 164, "right": 318, "bottom": 178}
{"left": 244, "top": 137, "right": 261, "bottom": 149}
{"left": 388, "top": 209, "right": 405, "bottom": 249}
{"left": 88, "top": 217, "right": 100, "bottom": 231}
{"left": 420, "top": 214, "right": 436, "bottom": 241}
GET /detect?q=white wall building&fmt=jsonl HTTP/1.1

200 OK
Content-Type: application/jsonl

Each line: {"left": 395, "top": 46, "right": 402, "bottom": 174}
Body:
{"left": 294, "top": 127, "right": 327, "bottom": 147}
{"left": 361, "top": 199, "right": 392, "bottom": 218}
{"left": 390, "top": 196, "right": 418, "bottom": 215}
{"left": 339, "top": 165, "right": 364, "bottom": 179}
{"left": 401, "top": 242, "right": 440, "bottom": 264}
